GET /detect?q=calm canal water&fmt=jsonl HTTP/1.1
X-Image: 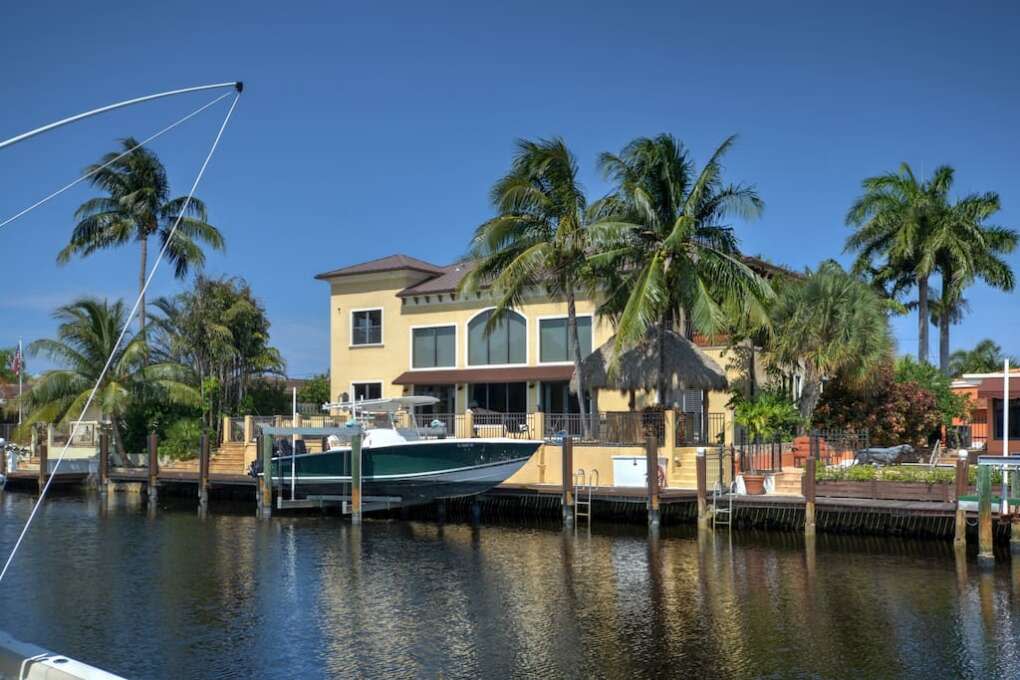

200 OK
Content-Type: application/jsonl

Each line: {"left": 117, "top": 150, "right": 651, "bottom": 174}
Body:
{"left": 1, "top": 492, "right": 1019, "bottom": 679}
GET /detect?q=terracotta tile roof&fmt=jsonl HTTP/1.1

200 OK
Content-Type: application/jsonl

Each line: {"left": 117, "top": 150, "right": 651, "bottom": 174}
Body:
{"left": 392, "top": 365, "right": 575, "bottom": 385}
{"left": 314, "top": 254, "right": 445, "bottom": 280}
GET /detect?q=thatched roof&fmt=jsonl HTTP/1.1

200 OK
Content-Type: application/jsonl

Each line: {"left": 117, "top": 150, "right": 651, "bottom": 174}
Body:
{"left": 571, "top": 329, "right": 728, "bottom": 396}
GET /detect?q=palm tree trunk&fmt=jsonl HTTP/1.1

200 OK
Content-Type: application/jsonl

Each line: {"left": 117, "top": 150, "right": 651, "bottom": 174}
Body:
{"left": 657, "top": 315, "right": 668, "bottom": 406}
{"left": 917, "top": 274, "right": 929, "bottom": 364}
{"left": 138, "top": 236, "right": 148, "bottom": 338}
{"left": 798, "top": 364, "right": 823, "bottom": 427}
{"left": 565, "top": 289, "right": 592, "bottom": 439}
{"left": 939, "top": 306, "right": 951, "bottom": 376}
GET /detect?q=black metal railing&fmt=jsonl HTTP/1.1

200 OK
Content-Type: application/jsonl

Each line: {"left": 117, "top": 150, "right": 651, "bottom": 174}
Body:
{"left": 735, "top": 432, "right": 783, "bottom": 473}
{"left": 675, "top": 412, "right": 726, "bottom": 446}
{"left": 809, "top": 430, "right": 869, "bottom": 467}
{"left": 472, "top": 412, "right": 536, "bottom": 439}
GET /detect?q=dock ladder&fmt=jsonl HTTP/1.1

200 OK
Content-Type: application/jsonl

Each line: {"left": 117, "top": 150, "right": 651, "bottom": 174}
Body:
{"left": 712, "top": 480, "right": 736, "bottom": 529}
{"left": 574, "top": 468, "right": 598, "bottom": 529}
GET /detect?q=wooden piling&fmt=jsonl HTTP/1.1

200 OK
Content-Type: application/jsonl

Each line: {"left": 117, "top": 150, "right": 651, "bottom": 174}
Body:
{"left": 977, "top": 464, "right": 994, "bottom": 568}
{"left": 37, "top": 440, "right": 48, "bottom": 494}
{"left": 147, "top": 432, "right": 159, "bottom": 504}
{"left": 258, "top": 434, "right": 272, "bottom": 519}
{"left": 803, "top": 457, "right": 816, "bottom": 537}
{"left": 350, "top": 432, "right": 363, "bottom": 525}
{"left": 696, "top": 448, "right": 708, "bottom": 529}
{"left": 954, "top": 451, "right": 968, "bottom": 547}
{"left": 561, "top": 436, "right": 574, "bottom": 526}
{"left": 646, "top": 433, "right": 660, "bottom": 527}
{"left": 198, "top": 433, "right": 210, "bottom": 510}
{"left": 96, "top": 430, "right": 109, "bottom": 496}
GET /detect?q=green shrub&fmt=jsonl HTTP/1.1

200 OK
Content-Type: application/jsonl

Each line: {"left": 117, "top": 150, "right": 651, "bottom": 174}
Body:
{"left": 159, "top": 418, "right": 203, "bottom": 460}
{"left": 816, "top": 464, "right": 956, "bottom": 485}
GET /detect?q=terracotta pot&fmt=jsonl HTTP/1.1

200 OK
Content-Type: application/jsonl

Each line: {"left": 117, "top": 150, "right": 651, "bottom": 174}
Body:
{"left": 743, "top": 472, "right": 766, "bottom": 495}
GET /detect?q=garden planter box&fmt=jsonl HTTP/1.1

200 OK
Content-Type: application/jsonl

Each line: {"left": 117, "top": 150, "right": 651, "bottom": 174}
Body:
{"left": 815, "top": 480, "right": 954, "bottom": 502}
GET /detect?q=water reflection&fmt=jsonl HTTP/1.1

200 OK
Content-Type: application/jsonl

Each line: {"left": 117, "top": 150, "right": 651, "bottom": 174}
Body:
{"left": 0, "top": 495, "right": 1019, "bottom": 678}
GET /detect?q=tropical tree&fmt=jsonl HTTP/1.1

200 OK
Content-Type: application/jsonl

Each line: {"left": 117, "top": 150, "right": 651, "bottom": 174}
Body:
{"left": 150, "top": 276, "right": 285, "bottom": 438}
{"left": 845, "top": 163, "right": 953, "bottom": 365}
{"left": 765, "top": 261, "right": 893, "bottom": 423}
{"left": 57, "top": 139, "right": 225, "bottom": 338}
{"left": 949, "top": 339, "right": 1018, "bottom": 376}
{"left": 460, "top": 138, "right": 596, "bottom": 436}
{"left": 929, "top": 192, "right": 1016, "bottom": 372}
{"left": 23, "top": 298, "right": 198, "bottom": 453}
{"left": 298, "top": 373, "right": 331, "bottom": 406}
{"left": 590, "top": 134, "right": 772, "bottom": 403}
{"left": 0, "top": 347, "right": 19, "bottom": 383}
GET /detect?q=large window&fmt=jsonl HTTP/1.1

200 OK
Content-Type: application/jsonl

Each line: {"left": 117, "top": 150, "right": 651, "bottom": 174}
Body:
{"left": 540, "top": 380, "right": 590, "bottom": 415}
{"left": 352, "top": 382, "right": 382, "bottom": 402}
{"left": 413, "top": 384, "right": 456, "bottom": 415}
{"left": 412, "top": 326, "right": 456, "bottom": 368}
{"left": 468, "top": 309, "right": 526, "bottom": 365}
{"left": 993, "top": 399, "right": 1020, "bottom": 439}
{"left": 539, "top": 316, "right": 592, "bottom": 363}
{"left": 351, "top": 309, "right": 382, "bottom": 346}
{"left": 469, "top": 382, "right": 527, "bottom": 413}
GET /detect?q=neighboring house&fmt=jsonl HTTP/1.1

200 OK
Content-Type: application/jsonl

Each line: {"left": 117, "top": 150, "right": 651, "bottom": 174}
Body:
{"left": 951, "top": 369, "right": 1020, "bottom": 453}
{"left": 316, "top": 253, "right": 782, "bottom": 444}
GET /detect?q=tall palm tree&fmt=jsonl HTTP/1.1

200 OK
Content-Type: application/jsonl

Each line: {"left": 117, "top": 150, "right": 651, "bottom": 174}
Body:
{"left": 590, "top": 134, "right": 772, "bottom": 404}
{"left": 460, "top": 138, "right": 595, "bottom": 436}
{"left": 845, "top": 163, "right": 953, "bottom": 365}
{"left": 23, "top": 298, "right": 198, "bottom": 453}
{"left": 929, "top": 192, "right": 1017, "bottom": 373}
{"left": 57, "top": 139, "right": 225, "bottom": 338}
{"left": 949, "top": 339, "right": 1018, "bottom": 377}
{"left": 765, "top": 261, "right": 893, "bottom": 422}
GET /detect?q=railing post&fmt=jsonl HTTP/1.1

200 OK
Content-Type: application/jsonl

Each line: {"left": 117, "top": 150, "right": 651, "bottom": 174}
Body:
{"left": 646, "top": 433, "right": 660, "bottom": 527}
{"left": 954, "top": 450, "right": 968, "bottom": 547}
{"left": 977, "top": 464, "right": 994, "bottom": 569}
{"left": 37, "top": 440, "right": 48, "bottom": 494}
{"left": 243, "top": 415, "right": 254, "bottom": 443}
{"left": 147, "top": 432, "right": 159, "bottom": 504}
{"left": 696, "top": 447, "right": 708, "bottom": 529}
{"left": 98, "top": 430, "right": 109, "bottom": 494}
{"left": 198, "top": 433, "right": 210, "bottom": 511}
{"left": 533, "top": 411, "right": 545, "bottom": 441}
{"left": 222, "top": 416, "right": 232, "bottom": 442}
{"left": 561, "top": 436, "right": 574, "bottom": 526}
{"left": 464, "top": 410, "right": 475, "bottom": 439}
{"left": 803, "top": 457, "right": 816, "bottom": 537}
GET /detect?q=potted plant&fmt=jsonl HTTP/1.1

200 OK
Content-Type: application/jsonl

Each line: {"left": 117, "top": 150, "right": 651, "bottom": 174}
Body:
{"left": 732, "top": 390, "right": 802, "bottom": 495}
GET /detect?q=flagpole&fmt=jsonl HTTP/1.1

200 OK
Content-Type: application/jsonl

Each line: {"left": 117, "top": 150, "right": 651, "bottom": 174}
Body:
{"left": 17, "top": 338, "right": 22, "bottom": 426}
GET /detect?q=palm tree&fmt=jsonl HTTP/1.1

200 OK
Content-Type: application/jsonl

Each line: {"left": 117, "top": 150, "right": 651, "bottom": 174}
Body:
{"left": 57, "top": 139, "right": 225, "bottom": 338}
{"left": 845, "top": 163, "right": 953, "bottom": 365}
{"left": 590, "top": 134, "right": 772, "bottom": 404}
{"left": 460, "top": 138, "right": 596, "bottom": 436}
{"left": 23, "top": 298, "right": 199, "bottom": 453}
{"left": 949, "top": 339, "right": 1018, "bottom": 377}
{"left": 765, "top": 261, "right": 893, "bottom": 422}
{"left": 929, "top": 192, "right": 1017, "bottom": 373}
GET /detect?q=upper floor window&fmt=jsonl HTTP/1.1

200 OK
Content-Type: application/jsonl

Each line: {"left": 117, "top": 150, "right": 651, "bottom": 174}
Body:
{"left": 351, "top": 309, "right": 382, "bottom": 346}
{"left": 539, "top": 316, "right": 592, "bottom": 363}
{"left": 468, "top": 309, "right": 526, "bottom": 365}
{"left": 412, "top": 326, "right": 456, "bottom": 368}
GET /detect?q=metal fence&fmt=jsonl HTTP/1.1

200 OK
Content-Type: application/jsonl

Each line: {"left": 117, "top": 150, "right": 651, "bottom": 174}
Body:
{"left": 734, "top": 433, "right": 784, "bottom": 473}
{"left": 472, "top": 412, "right": 536, "bottom": 439}
{"left": 810, "top": 430, "right": 869, "bottom": 467}
{"left": 674, "top": 412, "right": 726, "bottom": 446}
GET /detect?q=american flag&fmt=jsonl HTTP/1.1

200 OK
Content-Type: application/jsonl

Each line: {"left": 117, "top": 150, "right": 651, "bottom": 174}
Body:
{"left": 10, "top": 345, "right": 20, "bottom": 377}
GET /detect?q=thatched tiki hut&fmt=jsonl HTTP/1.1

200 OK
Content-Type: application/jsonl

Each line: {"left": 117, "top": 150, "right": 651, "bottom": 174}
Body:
{"left": 571, "top": 328, "right": 728, "bottom": 440}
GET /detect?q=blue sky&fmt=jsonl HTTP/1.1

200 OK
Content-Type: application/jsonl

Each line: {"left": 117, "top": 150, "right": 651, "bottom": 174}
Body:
{"left": 2, "top": 0, "right": 1019, "bottom": 377}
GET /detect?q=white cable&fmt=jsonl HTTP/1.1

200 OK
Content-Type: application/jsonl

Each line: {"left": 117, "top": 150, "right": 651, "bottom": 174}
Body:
{"left": 0, "top": 91, "right": 241, "bottom": 586}
{"left": 0, "top": 91, "right": 232, "bottom": 231}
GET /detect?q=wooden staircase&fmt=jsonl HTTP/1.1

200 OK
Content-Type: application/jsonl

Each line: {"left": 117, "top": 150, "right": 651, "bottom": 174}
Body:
{"left": 770, "top": 468, "right": 804, "bottom": 496}
{"left": 159, "top": 441, "right": 251, "bottom": 475}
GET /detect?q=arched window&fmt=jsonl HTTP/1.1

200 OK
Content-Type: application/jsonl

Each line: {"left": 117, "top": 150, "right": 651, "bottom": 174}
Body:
{"left": 468, "top": 309, "right": 526, "bottom": 365}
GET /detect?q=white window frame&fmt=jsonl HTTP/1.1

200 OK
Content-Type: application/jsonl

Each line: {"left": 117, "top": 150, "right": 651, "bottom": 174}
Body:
{"left": 464, "top": 307, "right": 529, "bottom": 368}
{"left": 350, "top": 380, "right": 384, "bottom": 402}
{"left": 349, "top": 307, "right": 384, "bottom": 347}
{"left": 409, "top": 324, "right": 457, "bottom": 371}
{"left": 536, "top": 313, "right": 593, "bottom": 365}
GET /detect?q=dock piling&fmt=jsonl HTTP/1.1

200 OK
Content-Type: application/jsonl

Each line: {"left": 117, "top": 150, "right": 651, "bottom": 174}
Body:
{"left": 977, "top": 464, "right": 994, "bottom": 568}
{"left": 954, "top": 451, "right": 968, "bottom": 548}
{"left": 695, "top": 448, "right": 708, "bottom": 529}
{"left": 646, "top": 434, "right": 660, "bottom": 527}
{"left": 198, "top": 433, "right": 210, "bottom": 511}
{"left": 350, "top": 432, "right": 362, "bottom": 525}
{"left": 98, "top": 431, "right": 110, "bottom": 495}
{"left": 561, "top": 436, "right": 574, "bottom": 527}
{"left": 803, "top": 457, "right": 816, "bottom": 537}
{"left": 258, "top": 434, "right": 272, "bottom": 519}
{"left": 37, "top": 440, "right": 48, "bottom": 495}
{"left": 147, "top": 432, "right": 159, "bottom": 504}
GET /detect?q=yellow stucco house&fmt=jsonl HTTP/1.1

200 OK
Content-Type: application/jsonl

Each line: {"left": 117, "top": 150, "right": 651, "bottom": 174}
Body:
{"left": 315, "top": 253, "right": 779, "bottom": 453}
